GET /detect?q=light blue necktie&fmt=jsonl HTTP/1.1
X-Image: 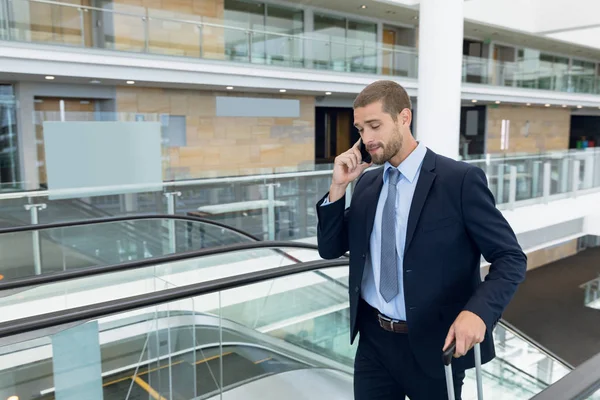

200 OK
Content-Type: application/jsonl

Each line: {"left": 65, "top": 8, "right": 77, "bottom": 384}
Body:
{"left": 380, "top": 168, "right": 400, "bottom": 303}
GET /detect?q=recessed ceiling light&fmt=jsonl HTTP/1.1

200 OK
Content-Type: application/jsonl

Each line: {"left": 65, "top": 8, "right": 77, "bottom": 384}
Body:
{"left": 495, "top": 101, "right": 501, "bottom": 104}
{"left": 471, "top": 99, "right": 477, "bottom": 103}
{"left": 7, "top": 396, "right": 19, "bottom": 400}
{"left": 577, "top": 105, "right": 583, "bottom": 108}
{"left": 45, "top": 76, "right": 55, "bottom": 80}
{"left": 226, "top": 86, "right": 234, "bottom": 90}
{"left": 126, "top": 80, "right": 135, "bottom": 85}
{"left": 360, "top": 4, "right": 367, "bottom": 9}
{"left": 325, "top": 92, "right": 332, "bottom": 95}
{"left": 90, "top": 79, "right": 101, "bottom": 84}
{"left": 279, "top": 89, "right": 286, "bottom": 93}
{"left": 562, "top": 105, "right": 567, "bottom": 108}
{"left": 545, "top": 104, "right": 551, "bottom": 107}
{"left": 526, "top": 103, "right": 531, "bottom": 106}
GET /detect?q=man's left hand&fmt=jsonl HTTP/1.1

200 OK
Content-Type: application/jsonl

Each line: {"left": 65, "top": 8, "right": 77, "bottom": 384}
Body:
{"left": 442, "top": 311, "right": 486, "bottom": 358}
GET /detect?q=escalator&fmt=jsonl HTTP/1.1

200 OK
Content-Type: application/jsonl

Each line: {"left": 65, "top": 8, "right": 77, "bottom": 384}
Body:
{"left": 0, "top": 220, "right": 599, "bottom": 399}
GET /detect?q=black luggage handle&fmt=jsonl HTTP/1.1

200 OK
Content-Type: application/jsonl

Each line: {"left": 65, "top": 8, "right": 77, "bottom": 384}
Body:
{"left": 442, "top": 339, "right": 456, "bottom": 366}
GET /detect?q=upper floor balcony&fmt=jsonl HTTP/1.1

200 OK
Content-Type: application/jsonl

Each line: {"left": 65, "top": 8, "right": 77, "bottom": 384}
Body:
{"left": 1, "top": 0, "right": 600, "bottom": 97}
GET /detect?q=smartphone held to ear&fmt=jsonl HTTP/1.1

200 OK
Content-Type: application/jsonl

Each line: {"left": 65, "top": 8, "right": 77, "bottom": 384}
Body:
{"left": 359, "top": 139, "right": 372, "bottom": 164}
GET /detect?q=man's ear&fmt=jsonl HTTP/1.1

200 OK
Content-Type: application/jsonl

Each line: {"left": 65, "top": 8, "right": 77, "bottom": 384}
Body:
{"left": 400, "top": 109, "right": 412, "bottom": 126}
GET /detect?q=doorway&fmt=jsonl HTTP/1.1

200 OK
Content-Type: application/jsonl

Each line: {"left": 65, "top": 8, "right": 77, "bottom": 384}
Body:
{"left": 315, "top": 107, "right": 359, "bottom": 164}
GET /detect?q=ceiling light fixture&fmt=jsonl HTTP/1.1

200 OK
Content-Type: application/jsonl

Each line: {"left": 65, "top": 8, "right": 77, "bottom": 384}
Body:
{"left": 526, "top": 103, "right": 531, "bottom": 106}
{"left": 562, "top": 105, "right": 567, "bottom": 108}
{"left": 360, "top": 5, "right": 367, "bottom": 9}
{"left": 45, "top": 76, "right": 55, "bottom": 80}
{"left": 471, "top": 99, "right": 477, "bottom": 103}
{"left": 90, "top": 79, "right": 101, "bottom": 84}
{"left": 126, "top": 80, "right": 135, "bottom": 85}
{"left": 226, "top": 86, "right": 234, "bottom": 90}
{"left": 7, "top": 396, "right": 19, "bottom": 400}
{"left": 545, "top": 104, "right": 551, "bottom": 107}
{"left": 279, "top": 89, "right": 286, "bottom": 93}
{"left": 495, "top": 101, "right": 501, "bottom": 104}
{"left": 325, "top": 92, "right": 332, "bottom": 95}
{"left": 577, "top": 105, "right": 583, "bottom": 108}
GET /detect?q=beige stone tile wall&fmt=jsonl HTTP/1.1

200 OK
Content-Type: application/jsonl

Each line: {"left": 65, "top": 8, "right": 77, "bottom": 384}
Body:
{"left": 110, "top": 0, "right": 224, "bottom": 59}
{"left": 27, "top": 0, "right": 93, "bottom": 47}
{"left": 526, "top": 239, "right": 579, "bottom": 271}
{"left": 486, "top": 105, "right": 571, "bottom": 154}
{"left": 115, "top": 87, "right": 315, "bottom": 179}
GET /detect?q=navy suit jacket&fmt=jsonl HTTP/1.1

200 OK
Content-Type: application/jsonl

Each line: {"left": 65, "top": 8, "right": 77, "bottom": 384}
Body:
{"left": 316, "top": 148, "right": 527, "bottom": 379}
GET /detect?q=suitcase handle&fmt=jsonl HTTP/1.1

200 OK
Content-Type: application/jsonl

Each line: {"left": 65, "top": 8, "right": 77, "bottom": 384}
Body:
{"left": 442, "top": 339, "right": 456, "bottom": 366}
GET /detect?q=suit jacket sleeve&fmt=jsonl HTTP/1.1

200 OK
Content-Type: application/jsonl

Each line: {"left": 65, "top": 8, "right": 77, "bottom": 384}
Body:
{"left": 316, "top": 193, "right": 349, "bottom": 259}
{"left": 461, "top": 166, "right": 527, "bottom": 333}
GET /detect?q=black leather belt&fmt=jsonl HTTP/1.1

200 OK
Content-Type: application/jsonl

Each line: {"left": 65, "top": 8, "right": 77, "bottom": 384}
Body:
{"left": 361, "top": 298, "right": 409, "bottom": 334}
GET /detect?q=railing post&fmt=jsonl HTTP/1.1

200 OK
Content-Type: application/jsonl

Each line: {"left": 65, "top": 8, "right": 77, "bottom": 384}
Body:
{"left": 572, "top": 159, "right": 580, "bottom": 198}
{"left": 543, "top": 162, "right": 551, "bottom": 203}
{"left": 78, "top": 7, "right": 85, "bottom": 47}
{"left": 164, "top": 191, "right": 181, "bottom": 253}
{"left": 198, "top": 24, "right": 203, "bottom": 58}
{"left": 265, "top": 183, "right": 280, "bottom": 241}
{"left": 497, "top": 164, "right": 505, "bottom": 204}
{"left": 247, "top": 30, "right": 252, "bottom": 63}
{"left": 508, "top": 166, "right": 517, "bottom": 210}
{"left": 24, "top": 203, "right": 47, "bottom": 275}
{"left": 532, "top": 161, "right": 540, "bottom": 198}
{"left": 345, "top": 183, "right": 352, "bottom": 208}
{"left": 560, "top": 158, "right": 569, "bottom": 194}
{"left": 143, "top": 9, "right": 149, "bottom": 52}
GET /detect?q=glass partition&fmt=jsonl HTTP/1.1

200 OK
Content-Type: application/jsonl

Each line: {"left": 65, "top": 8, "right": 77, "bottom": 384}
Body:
{"left": 0, "top": 263, "right": 580, "bottom": 400}
{"left": 0, "top": 217, "right": 255, "bottom": 281}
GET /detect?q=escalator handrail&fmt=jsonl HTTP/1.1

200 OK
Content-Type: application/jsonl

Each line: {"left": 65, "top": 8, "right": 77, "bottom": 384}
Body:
{"left": 0, "top": 213, "right": 262, "bottom": 241}
{"left": 0, "top": 258, "right": 349, "bottom": 338}
{"left": 0, "top": 256, "right": 598, "bottom": 400}
{"left": 499, "top": 318, "right": 574, "bottom": 370}
{"left": 0, "top": 240, "right": 326, "bottom": 291}
{"left": 530, "top": 350, "right": 600, "bottom": 400}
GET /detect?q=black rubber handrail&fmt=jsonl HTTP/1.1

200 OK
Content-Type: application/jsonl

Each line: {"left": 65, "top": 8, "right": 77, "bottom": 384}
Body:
{"left": 0, "top": 240, "right": 324, "bottom": 291}
{"left": 0, "top": 213, "right": 262, "bottom": 241}
{"left": 0, "top": 258, "right": 349, "bottom": 338}
{"left": 530, "top": 351, "right": 600, "bottom": 400}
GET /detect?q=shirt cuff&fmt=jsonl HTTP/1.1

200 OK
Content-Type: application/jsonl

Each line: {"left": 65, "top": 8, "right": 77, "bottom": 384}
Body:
{"left": 321, "top": 196, "right": 332, "bottom": 206}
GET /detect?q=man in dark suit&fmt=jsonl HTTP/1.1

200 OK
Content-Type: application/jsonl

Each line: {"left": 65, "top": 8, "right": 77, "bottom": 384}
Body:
{"left": 316, "top": 80, "right": 527, "bottom": 399}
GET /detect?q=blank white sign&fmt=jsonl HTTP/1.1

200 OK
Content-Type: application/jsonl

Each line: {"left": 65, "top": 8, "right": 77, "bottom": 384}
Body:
{"left": 43, "top": 121, "right": 163, "bottom": 199}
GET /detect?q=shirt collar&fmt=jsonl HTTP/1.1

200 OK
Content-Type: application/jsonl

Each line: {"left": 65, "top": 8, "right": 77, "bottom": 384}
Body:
{"left": 384, "top": 142, "right": 427, "bottom": 184}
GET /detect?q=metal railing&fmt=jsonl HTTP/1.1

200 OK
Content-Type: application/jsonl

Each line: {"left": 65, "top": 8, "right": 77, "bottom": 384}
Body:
{"left": 3, "top": 0, "right": 600, "bottom": 94}
{"left": 0, "top": 148, "right": 599, "bottom": 245}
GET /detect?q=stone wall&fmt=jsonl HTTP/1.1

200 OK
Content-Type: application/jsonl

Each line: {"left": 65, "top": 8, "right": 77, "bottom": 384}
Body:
{"left": 115, "top": 87, "right": 315, "bottom": 179}
{"left": 486, "top": 105, "right": 571, "bottom": 153}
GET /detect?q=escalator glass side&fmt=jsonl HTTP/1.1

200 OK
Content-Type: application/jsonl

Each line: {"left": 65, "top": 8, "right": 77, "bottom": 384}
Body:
{"left": 0, "top": 246, "right": 320, "bottom": 324}
{"left": 0, "top": 218, "right": 254, "bottom": 281}
{"left": 0, "top": 261, "right": 597, "bottom": 400}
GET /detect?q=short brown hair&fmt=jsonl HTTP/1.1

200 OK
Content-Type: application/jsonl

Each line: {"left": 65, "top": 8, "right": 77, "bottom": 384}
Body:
{"left": 353, "top": 80, "right": 412, "bottom": 121}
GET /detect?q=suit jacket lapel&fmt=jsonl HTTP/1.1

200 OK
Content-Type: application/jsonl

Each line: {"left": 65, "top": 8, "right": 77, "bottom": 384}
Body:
{"left": 363, "top": 168, "right": 384, "bottom": 250}
{"left": 405, "top": 149, "right": 437, "bottom": 255}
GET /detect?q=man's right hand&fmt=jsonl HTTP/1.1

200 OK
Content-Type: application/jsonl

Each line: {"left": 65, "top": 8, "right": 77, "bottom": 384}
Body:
{"left": 329, "top": 140, "right": 372, "bottom": 202}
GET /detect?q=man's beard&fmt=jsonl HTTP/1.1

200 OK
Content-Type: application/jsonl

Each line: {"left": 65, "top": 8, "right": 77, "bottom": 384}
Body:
{"left": 371, "top": 129, "right": 403, "bottom": 165}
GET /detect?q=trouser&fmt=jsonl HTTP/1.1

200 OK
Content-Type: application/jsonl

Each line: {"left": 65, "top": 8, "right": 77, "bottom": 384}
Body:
{"left": 354, "top": 298, "right": 465, "bottom": 400}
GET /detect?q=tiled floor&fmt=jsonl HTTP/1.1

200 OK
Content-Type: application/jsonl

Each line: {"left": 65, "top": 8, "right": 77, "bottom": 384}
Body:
{"left": 502, "top": 246, "right": 600, "bottom": 366}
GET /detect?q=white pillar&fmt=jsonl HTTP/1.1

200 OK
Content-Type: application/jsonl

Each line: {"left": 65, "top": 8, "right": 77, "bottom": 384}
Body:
{"left": 415, "top": 0, "right": 464, "bottom": 160}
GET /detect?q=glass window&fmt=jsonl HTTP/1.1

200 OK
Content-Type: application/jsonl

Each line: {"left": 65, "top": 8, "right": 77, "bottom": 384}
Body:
{"left": 0, "top": 84, "right": 20, "bottom": 189}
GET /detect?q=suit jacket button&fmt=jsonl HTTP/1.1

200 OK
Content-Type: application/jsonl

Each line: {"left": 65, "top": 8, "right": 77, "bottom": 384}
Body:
{"left": 361, "top": 254, "right": 366, "bottom": 258}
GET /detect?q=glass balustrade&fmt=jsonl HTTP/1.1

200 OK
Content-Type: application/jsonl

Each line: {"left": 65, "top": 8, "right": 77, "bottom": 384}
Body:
{"left": 4, "top": 0, "right": 600, "bottom": 94}
{"left": 0, "top": 148, "right": 598, "bottom": 244}
{"left": 0, "top": 217, "right": 256, "bottom": 281}
{"left": 0, "top": 258, "right": 584, "bottom": 400}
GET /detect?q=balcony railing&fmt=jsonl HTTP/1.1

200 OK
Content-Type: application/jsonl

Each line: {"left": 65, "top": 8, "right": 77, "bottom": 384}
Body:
{"left": 2, "top": 0, "right": 600, "bottom": 94}
{"left": 0, "top": 148, "right": 599, "bottom": 243}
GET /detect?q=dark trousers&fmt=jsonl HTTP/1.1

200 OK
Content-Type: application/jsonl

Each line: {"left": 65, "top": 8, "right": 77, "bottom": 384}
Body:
{"left": 354, "top": 299, "right": 465, "bottom": 400}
